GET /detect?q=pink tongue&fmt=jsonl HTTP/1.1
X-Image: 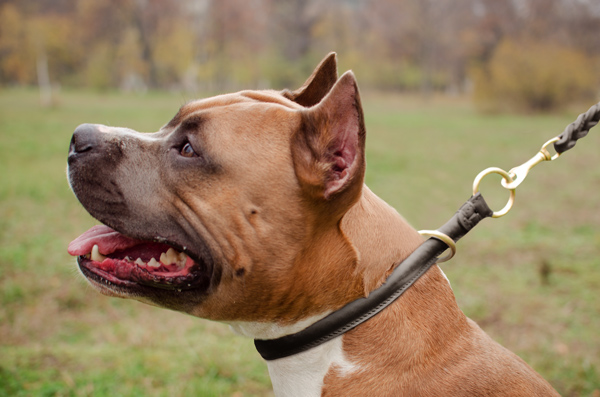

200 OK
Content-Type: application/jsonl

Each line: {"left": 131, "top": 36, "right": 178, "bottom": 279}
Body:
{"left": 68, "top": 225, "right": 144, "bottom": 256}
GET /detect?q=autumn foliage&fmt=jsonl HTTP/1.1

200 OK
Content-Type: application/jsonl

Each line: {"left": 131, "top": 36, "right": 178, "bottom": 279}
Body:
{"left": 1, "top": 0, "right": 599, "bottom": 111}
{"left": 472, "top": 40, "right": 597, "bottom": 111}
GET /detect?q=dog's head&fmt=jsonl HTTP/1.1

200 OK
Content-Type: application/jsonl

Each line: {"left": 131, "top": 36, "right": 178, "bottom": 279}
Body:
{"left": 67, "top": 54, "right": 368, "bottom": 324}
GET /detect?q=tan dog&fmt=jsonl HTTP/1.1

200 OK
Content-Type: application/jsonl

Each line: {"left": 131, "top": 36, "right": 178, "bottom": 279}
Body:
{"left": 67, "top": 53, "right": 558, "bottom": 396}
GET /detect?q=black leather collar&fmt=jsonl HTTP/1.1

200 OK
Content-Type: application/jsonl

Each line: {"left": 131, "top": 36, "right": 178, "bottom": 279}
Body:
{"left": 254, "top": 193, "right": 493, "bottom": 361}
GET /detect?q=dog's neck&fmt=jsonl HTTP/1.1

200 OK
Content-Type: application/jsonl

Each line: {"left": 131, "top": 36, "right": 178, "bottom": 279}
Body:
{"left": 340, "top": 186, "right": 425, "bottom": 291}
{"left": 229, "top": 186, "right": 462, "bottom": 396}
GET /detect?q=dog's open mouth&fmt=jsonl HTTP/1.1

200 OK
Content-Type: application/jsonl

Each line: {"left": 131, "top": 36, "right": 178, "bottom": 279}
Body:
{"left": 68, "top": 225, "right": 205, "bottom": 291}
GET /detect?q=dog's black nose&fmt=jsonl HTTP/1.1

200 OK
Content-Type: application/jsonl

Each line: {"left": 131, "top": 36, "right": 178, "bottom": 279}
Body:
{"left": 69, "top": 123, "right": 100, "bottom": 160}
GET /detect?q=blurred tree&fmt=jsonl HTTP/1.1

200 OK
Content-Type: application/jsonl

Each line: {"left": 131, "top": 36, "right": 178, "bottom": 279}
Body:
{"left": 132, "top": 0, "right": 182, "bottom": 88}
{"left": 272, "top": 0, "right": 316, "bottom": 62}
{"left": 469, "top": 0, "right": 518, "bottom": 65}
{"left": 153, "top": 24, "right": 195, "bottom": 88}
{"left": 263, "top": 0, "right": 323, "bottom": 88}
{"left": 74, "top": 0, "right": 132, "bottom": 88}
{"left": 0, "top": 4, "right": 35, "bottom": 84}
{"left": 29, "top": 14, "right": 81, "bottom": 86}
{"left": 470, "top": 0, "right": 600, "bottom": 111}
{"left": 472, "top": 39, "right": 596, "bottom": 111}
{"left": 115, "top": 27, "right": 147, "bottom": 91}
{"left": 199, "top": 0, "right": 270, "bottom": 90}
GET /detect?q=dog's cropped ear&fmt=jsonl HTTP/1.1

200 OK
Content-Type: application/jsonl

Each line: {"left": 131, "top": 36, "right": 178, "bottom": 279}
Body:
{"left": 282, "top": 53, "right": 338, "bottom": 107}
{"left": 292, "top": 71, "right": 366, "bottom": 210}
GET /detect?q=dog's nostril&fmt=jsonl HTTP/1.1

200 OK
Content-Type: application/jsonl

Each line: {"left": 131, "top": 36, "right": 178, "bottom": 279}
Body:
{"left": 70, "top": 123, "right": 99, "bottom": 155}
{"left": 70, "top": 136, "right": 93, "bottom": 153}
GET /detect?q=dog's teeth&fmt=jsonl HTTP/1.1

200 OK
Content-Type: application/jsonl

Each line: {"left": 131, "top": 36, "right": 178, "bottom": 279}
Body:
{"left": 148, "top": 258, "right": 161, "bottom": 268}
{"left": 125, "top": 256, "right": 132, "bottom": 262}
{"left": 159, "top": 252, "right": 168, "bottom": 265}
{"left": 167, "top": 248, "right": 179, "bottom": 263}
{"left": 91, "top": 245, "right": 106, "bottom": 262}
{"left": 170, "top": 248, "right": 180, "bottom": 264}
{"left": 135, "top": 258, "right": 145, "bottom": 266}
{"left": 159, "top": 248, "right": 180, "bottom": 265}
{"left": 176, "top": 252, "right": 187, "bottom": 269}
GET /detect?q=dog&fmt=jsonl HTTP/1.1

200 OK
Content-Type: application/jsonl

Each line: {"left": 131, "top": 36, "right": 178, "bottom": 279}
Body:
{"left": 67, "top": 53, "right": 559, "bottom": 396}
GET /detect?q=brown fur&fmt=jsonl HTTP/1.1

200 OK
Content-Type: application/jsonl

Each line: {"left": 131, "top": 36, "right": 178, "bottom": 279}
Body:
{"left": 68, "top": 53, "right": 559, "bottom": 395}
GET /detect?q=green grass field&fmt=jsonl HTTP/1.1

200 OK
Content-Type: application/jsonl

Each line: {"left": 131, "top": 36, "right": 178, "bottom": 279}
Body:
{"left": 1, "top": 88, "right": 599, "bottom": 396}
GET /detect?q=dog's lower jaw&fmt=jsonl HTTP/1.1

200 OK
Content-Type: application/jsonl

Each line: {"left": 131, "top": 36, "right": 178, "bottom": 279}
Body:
{"left": 228, "top": 313, "right": 331, "bottom": 340}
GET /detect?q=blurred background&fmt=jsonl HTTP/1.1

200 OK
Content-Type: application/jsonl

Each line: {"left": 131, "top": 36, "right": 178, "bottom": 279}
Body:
{"left": 2, "top": 0, "right": 600, "bottom": 109}
{"left": 1, "top": 0, "right": 599, "bottom": 396}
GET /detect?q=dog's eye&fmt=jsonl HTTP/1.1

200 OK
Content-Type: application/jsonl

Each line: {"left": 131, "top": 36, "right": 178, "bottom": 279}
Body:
{"left": 180, "top": 142, "right": 197, "bottom": 158}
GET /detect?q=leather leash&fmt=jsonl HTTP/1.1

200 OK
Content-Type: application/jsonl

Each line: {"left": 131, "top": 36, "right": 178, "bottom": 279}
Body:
{"left": 254, "top": 101, "right": 600, "bottom": 361}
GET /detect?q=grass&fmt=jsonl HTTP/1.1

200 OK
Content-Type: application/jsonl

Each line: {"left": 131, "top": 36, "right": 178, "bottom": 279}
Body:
{"left": 1, "top": 87, "right": 599, "bottom": 396}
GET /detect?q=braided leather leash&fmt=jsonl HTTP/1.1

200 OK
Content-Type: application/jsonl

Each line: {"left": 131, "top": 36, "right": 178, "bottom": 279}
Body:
{"left": 555, "top": 102, "right": 600, "bottom": 154}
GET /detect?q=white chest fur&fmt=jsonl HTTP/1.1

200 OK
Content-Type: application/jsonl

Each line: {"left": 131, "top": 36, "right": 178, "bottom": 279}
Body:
{"left": 266, "top": 335, "right": 358, "bottom": 397}
{"left": 228, "top": 318, "right": 359, "bottom": 396}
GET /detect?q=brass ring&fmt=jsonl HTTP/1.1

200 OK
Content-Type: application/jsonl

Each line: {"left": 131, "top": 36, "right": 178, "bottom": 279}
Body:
{"left": 472, "top": 167, "right": 516, "bottom": 218}
{"left": 541, "top": 136, "right": 561, "bottom": 161}
{"left": 418, "top": 230, "right": 456, "bottom": 263}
